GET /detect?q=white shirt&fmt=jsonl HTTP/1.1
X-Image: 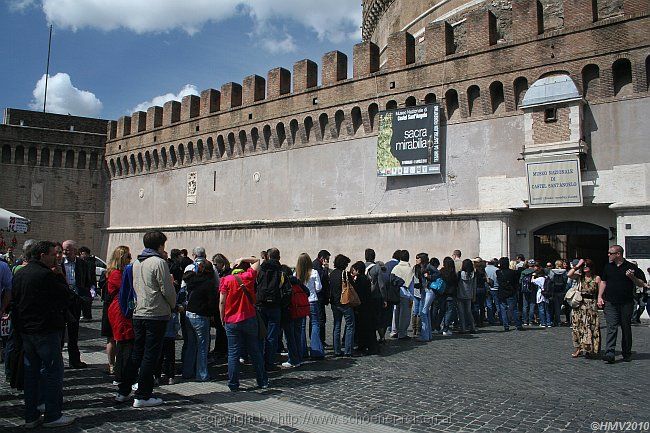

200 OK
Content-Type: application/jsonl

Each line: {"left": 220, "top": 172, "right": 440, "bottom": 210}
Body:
{"left": 296, "top": 269, "right": 322, "bottom": 302}
{"left": 533, "top": 276, "right": 549, "bottom": 303}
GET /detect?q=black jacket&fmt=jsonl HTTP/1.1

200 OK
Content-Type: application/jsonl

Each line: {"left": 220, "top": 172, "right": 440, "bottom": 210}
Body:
{"left": 497, "top": 269, "right": 518, "bottom": 299}
{"left": 183, "top": 272, "right": 217, "bottom": 317}
{"left": 329, "top": 268, "right": 345, "bottom": 306}
{"left": 12, "top": 261, "right": 69, "bottom": 334}
{"left": 60, "top": 258, "right": 94, "bottom": 294}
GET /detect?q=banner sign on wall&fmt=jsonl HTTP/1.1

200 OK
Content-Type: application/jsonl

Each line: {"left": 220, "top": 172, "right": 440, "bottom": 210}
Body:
{"left": 376, "top": 104, "right": 441, "bottom": 176}
{"left": 526, "top": 157, "right": 583, "bottom": 208}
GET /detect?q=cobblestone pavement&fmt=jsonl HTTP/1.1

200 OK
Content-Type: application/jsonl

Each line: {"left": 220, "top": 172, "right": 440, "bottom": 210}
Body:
{"left": 1, "top": 303, "right": 649, "bottom": 432}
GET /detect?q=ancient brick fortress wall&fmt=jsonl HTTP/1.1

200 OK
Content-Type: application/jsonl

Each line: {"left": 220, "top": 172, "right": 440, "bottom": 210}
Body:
{"left": 104, "top": 0, "right": 650, "bottom": 264}
{"left": 0, "top": 109, "right": 108, "bottom": 256}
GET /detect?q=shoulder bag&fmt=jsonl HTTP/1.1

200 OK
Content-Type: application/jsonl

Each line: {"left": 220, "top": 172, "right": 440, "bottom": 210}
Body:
{"left": 564, "top": 280, "right": 583, "bottom": 309}
{"left": 340, "top": 272, "right": 361, "bottom": 308}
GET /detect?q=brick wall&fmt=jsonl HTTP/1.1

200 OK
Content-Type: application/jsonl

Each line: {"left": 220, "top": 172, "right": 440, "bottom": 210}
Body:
{"left": 532, "top": 106, "right": 571, "bottom": 144}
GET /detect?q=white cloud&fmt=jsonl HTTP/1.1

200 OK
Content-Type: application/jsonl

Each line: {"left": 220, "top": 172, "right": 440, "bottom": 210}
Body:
{"left": 130, "top": 84, "right": 199, "bottom": 114}
{"left": 261, "top": 34, "right": 296, "bottom": 54}
{"left": 35, "top": 0, "right": 361, "bottom": 42}
{"left": 29, "top": 73, "right": 103, "bottom": 117}
{"left": 8, "top": 0, "right": 36, "bottom": 12}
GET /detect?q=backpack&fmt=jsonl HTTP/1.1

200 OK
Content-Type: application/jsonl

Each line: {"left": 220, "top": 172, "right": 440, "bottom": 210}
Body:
{"left": 520, "top": 273, "right": 533, "bottom": 294}
{"left": 98, "top": 271, "right": 109, "bottom": 302}
{"left": 385, "top": 274, "right": 403, "bottom": 305}
{"left": 552, "top": 271, "right": 565, "bottom": 290}
{"left": 541, "top": 276, "right": 554, "bottom": 298}
{"left": 118, "top": 264, "right": 136, "bottom": 318}
{"left": 429, "top": 277, "right": 446, "bottom": 294}
{"left": 255, "top": 267, "right": 292, "bottom": 307}
{"left": 289, "top": 283, "right": 310, "bottom": 320}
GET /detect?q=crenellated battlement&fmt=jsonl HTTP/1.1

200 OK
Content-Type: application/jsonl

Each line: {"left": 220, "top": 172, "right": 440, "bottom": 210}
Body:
{"left": 105, "top": 0, "right": 649, "bottom": 179}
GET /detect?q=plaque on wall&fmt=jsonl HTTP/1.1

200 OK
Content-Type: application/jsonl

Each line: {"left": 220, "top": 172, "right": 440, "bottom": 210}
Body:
{"left": 525, "top": 157, "right": 583, "bottom": 208}
{"left": 31, "top": 183, "right": 43, "bottom": 207}
{"left": 625, "top": 236, "right": 650, "bottom": 259}
{"left": 187, "top": 172, "right": 197, "bottom": 205}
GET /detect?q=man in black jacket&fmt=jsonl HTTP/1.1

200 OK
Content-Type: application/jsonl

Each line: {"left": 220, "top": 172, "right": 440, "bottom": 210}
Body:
{"left": 13, "top": 241, "right": 75, "bottom": 428}
{"left": 312, "top": 250, "right": 331, "bottom": 346}
{"left": 61, "top": 240, "right": 91, "bottom": 368}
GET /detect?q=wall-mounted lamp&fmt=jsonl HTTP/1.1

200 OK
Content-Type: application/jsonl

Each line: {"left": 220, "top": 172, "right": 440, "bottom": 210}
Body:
{"left": 515, "top": 229, "right": 527, "bottom": 237}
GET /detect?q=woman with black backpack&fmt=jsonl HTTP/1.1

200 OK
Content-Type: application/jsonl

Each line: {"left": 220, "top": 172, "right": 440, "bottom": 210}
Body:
{"left": 496, "top": 257, "right": 523, "bottom": 331}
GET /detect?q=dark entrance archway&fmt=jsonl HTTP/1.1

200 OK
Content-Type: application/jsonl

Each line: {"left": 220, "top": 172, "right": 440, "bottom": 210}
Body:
{"left": 533, "top": 221, "right": 609, "bottom": 274}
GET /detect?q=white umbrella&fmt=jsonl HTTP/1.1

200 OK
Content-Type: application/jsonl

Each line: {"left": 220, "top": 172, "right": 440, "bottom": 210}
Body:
{"left": 0, "top": 208, "right": 30, "bottom": 233}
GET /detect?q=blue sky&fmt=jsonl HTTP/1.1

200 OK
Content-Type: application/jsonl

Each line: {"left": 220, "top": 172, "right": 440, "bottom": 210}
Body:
{"left": 1, "top": 0, "right": 361, "bottom": 120}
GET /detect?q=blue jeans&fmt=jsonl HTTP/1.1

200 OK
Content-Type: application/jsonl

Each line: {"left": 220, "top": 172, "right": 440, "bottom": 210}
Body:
{"left": 486, "top": 290, "right": 499, "bottom": 324}
{"left": 522, "top": 292, "right": 536, "bottom": 324}
{"left": 412, "top": 295, "right": 422, "bottom": 317}
{"left": 419, "top": 290, "right": 435, "bottom": 340}
{"left": 309, "top": 302, "right": 325, "bottom": 357}
{"left": 22, "top": 331, "right": 64, "bottom": 423}
{"left": 183, "top": 312, "right": 211, "bottom": 381}
{"left": 118, "top": 318, "right": 166, "bottom": 400}
{"left": 498, "top": 296, "right": 522, "bottom": 329}
{"left": 332, "top": 304, "right": 355, "bottom": 355}
{"left": 225, "top": 317, "right": 268, "bottom": 390}
{"left": 282, "top": 318, "right": 304, "bottom": 366}
{"left": 259, "top": 306, "right": 281, "bottom": 368}
{"left": 442, "top": 297, "right": 457, "bottom": 332}
{"left": 538, "top": 302, "right": 551, "bottom": 326}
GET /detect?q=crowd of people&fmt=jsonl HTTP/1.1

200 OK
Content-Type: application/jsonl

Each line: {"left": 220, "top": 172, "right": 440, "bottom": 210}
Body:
{"left": 0, "top": 234, "right": 649, "bottom": 429}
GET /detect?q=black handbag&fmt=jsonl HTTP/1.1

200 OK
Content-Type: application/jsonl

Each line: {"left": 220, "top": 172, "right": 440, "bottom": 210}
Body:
{"left": 234, "top": 275, "right": 267, "bottom": 340}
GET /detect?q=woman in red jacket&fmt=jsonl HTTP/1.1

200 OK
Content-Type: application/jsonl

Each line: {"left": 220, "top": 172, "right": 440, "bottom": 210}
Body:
{"left": 106, "top": 246, "right": 133, "bottom": 383}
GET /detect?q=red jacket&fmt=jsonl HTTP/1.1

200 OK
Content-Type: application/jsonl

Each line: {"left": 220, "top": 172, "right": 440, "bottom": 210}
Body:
{"left": 107, "top": 269, "right": 134, "bottom": 341}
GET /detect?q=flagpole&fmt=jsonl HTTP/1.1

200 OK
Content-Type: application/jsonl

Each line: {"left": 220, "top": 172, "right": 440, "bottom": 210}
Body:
{"left": 43, "top": 24, "right": 52, "bottom": 113}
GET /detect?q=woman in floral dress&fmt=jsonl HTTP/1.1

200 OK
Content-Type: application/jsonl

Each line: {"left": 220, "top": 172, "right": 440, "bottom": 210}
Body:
{"left": 567, "top": 259, "right": 601, "bottom": 358}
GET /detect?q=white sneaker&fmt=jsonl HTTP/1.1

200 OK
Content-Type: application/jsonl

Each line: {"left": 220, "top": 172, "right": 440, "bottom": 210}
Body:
{"left": 133, "top": 397, "right": 163, "bottom": 408}
{"left": 43, "top": 415, "right": 75, "bottom": 428}
{"left": 442, "top": 330, "right": 453, "bottom": 336}
{"left": 112, "top": 380, "right": 120, "bottom": 386}
{"left": 280, "top": 351, "right": 289, "bottom": 356}
{"left": 281, "top": 361, "right": 296, "bottom": 369}
{"left": 114, "top": 393, "right": 131, "bottom": 403}
{"left": 37, "top": 403, "right": 45, "bottom": 413}
{"left": 239, "top": 357, "right": 245, "bottom": 364}
{"left": 131, "top": 383, "right": 139, "bottom": 391}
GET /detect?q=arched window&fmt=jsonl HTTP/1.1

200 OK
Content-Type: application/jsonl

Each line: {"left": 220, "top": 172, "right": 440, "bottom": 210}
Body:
{"left": 275, "top": 123, "right": 286, "bottom": 148}
{"left": 513, "top": 77, "right": 529, "bottom": 109}
{"left": 196, "top": 139, "right": 204, "bottom": 161}
{"left": 53, "top": 149, "right": 63, "bottom": 167}
{"left": 289, "top": 120, "right": 299, "bottom": 145}
{"left": 137, "top": 153, "right": 144, "bottom": 172}
{"left": 445, "top": 89, "right": 459, "bottom": 120}
{"left": 130, "top": 154, "right": 137, "bottom": 173}
{"left": 262, "top": 126, "right": 272, "bottom": 149}
{"left": 467, "top": 85, "right": 481, "bottom": 116}
{"left": 405, "top": 96, "right": 417, "bottom": 107}
{"left": 386, "top": 100, "right": 397, "bottom": 110}
{"left": 40, "top": 147, "right": 50, "bottom": 166}
{"left": 14, "top": 145, "right": 25, "bottom": 164}
{"left": 109, "top": 159, "right": 116, "bottom": 177}
{"left": 251, "top": 127, "right": 260, "bottom": 150}
{"left": 227, "top": 132, "right": 236, "bottom": 155}
{"left": 334, "top": 110, "right": 345, "bottom": 138}
{"left": 161, "top": 147, "right": 168, "bottom": 167}
{"left": 116, "top": 157, "right": 123, "bottom": 176}
{"left": 65, "top": 150, "right": 75, "bottom": 168}
{"left": 318, "top": 113, "right": 329, "bottom": 141}
{"left": 217, "top": 135, "right": 226, "bottom": 157}
{"left": 489, "top": 81, "right": 505, "bottom": 114}
{"left": 351, "top": 107, "right": 363, "bottom": 135}
{"left": 424, "top": 93, "right": 436, "bottom": 104}
{"left": 582, "top": 64, "right": 600, "bottom": 99}
{"left": 28, "top": 147, "right": 38, "bottom": 165}
{"left": 122, "top": 155, "right": 129, "bottom": 175}
{"left": 612, "top": 58, "right": 633, "bottom": 96}
{"left": 187, "top": 142, "right": 194, "bottom": 163}
{"left": 152, "top": 149, "right": 160, "bottom": 169}
{"left": 144, "top": 151, "right": 151, "bottom": 172}
{"left": 239, "top": 130, "right": 247, "bottom": 153}
{"left": 206, "top": 137, "right": 214, "bottom": 159}
{"left": 169, "top": 145, "right": 177, "bottom": 166}
{"left": 368, "top": 103, "right": 379, "bottom": 131}
{"left": 1, "top": 145, "right": 10, "bottom": 163}
{"left": 303, "top": 117, "right": 313, "bottom": 142}
{"left": 89, "top": 152, "right": 97, "bottom": 170}
{"left": 76, "top": 150, "right": 86, "bottom": 169}
{"left": 178, "top": 143, "right": 185, "bottom": 165}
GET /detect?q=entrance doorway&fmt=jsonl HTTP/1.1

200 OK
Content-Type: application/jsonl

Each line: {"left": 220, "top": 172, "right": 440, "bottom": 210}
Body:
{"left": 533, "top": 221, "right": 609, "bottom": 274}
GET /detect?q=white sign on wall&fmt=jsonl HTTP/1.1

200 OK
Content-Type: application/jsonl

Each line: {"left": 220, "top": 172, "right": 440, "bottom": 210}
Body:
{"left": 31, "top": 183, "right": 43, "bottom": 207}
{"left": 187, "top": 172, "right": 197, "bottom": 205}
{"left": 526, "top": 157, "right": 582, "bottom": 208}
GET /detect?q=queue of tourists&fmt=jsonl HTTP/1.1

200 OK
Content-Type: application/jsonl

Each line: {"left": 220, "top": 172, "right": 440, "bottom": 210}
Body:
{"left": 0, "top": 233, "right": 648, "bottom": 428}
